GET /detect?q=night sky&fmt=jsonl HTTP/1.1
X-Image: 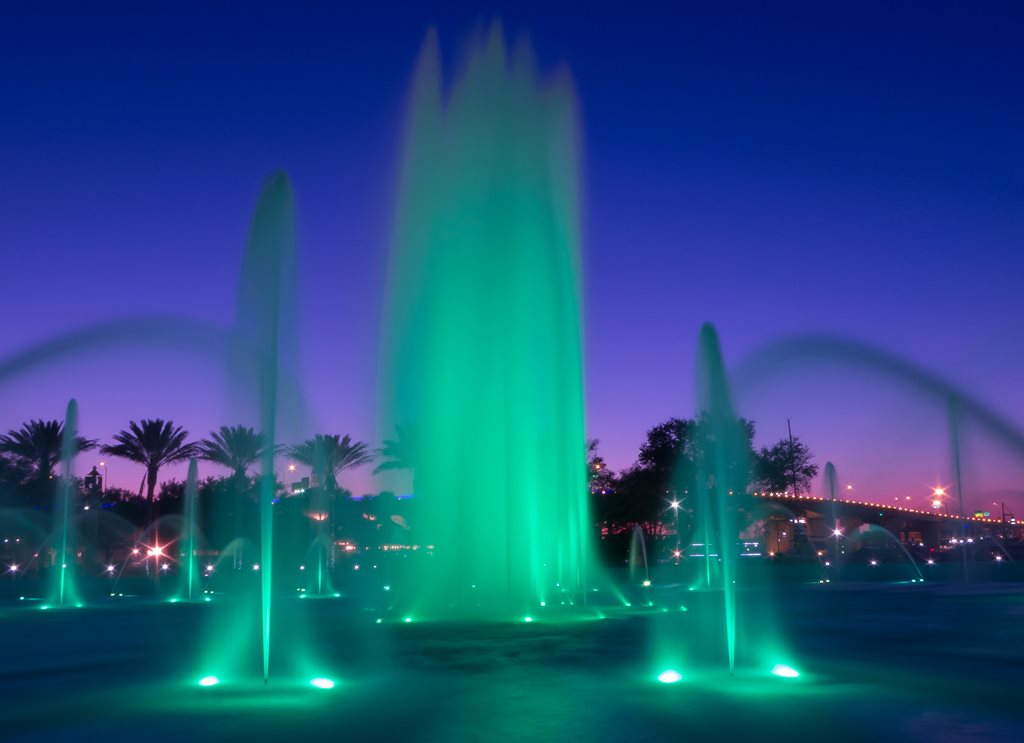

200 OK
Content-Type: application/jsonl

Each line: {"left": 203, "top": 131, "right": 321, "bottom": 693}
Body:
{"left": 2, "top": 2, "right": 1022, "bottom": 513}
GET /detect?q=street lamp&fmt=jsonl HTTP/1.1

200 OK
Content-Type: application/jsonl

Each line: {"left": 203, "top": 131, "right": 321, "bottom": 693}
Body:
{"left": 99, "top": 461, "right": 109, "bottom": 494}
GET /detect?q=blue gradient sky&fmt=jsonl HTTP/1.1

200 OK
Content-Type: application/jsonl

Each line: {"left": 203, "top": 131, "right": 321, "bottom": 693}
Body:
{"left": 2, "top": 2, "right": 1022, "bottom": 513}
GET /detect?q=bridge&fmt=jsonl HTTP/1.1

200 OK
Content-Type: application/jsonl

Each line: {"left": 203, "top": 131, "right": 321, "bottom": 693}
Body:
{"left": 751, "top": 491, "right": 1012, "bottom": 554}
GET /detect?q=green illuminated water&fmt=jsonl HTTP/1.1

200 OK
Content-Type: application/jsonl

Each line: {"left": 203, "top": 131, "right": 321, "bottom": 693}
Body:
{"left": 184, "top": 457, "right": 199, "bottom": 601}
{"left": 694, "top": 325, "right": 743, "bottom": 673}
{"left": 381, "top": 27, "right": 592, "bottom": 617}
{"left": 53, "top": 399, "right": 80, "bottom": 608}
{"left": 825, "top": 461, "right": 841, "bottom": 577}
{"left": 197, "top": 173, "right": 297, "bottom": 684}
{"left": 244, "top": 174, "right": 293, "bottom": 682}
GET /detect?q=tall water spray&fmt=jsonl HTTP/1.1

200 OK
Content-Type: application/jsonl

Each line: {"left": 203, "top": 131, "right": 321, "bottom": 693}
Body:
{"left": 183, "top": 457, "right": 199, "bottom": 601}
{"left": 694, "top": 324, "right": 748, "bottom": 673}
{"left": 825, "top": 461, "right": 840, "bottom": 577}
{"left": 380, "top": 27, "right": 591, "bottom": 617}
{"left": 200, "top": 173, "right": 296, "bottom": 683}
{"left": 53, "top": 399, "right": 81, "bottom": 607}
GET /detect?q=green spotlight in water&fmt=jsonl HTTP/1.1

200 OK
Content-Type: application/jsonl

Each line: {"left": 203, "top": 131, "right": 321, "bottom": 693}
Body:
{"left": 771, "top": 664, "right": 799, "bottom": 678}
{"left": 198, "top": 676, "right": 219, "bottom": 687}
{"left": 523, "top": 616, "right": 533, "bottom": 623}
{"left": 310, "top": 678, "right": 335, "bottom": 689}
{"left": 403, "top": 617, "right": 413, "bottom": 623}
{"left": 657, "top": 670, "right": 682, "bottom": 684}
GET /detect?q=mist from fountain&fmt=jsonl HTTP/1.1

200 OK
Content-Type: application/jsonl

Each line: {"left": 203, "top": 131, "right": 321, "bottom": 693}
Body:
{"left": 379, "top": 25, "right": 592, "bottom": 618}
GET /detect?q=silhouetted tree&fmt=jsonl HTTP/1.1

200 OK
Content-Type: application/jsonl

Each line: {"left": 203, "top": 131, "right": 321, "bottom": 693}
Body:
{"left": 198, "top": 425, "right": 269, "bottom": 480}
{"left": 0, "top": 419, "right": 97, "bottom": 483}
{"left": 0, "top": 453, "right": 32, "bottom": 507}
{"left": 373, "top": 424, "right": 416, "bottom": 476}
{"left": 755, "top": 436, "right": 818, "bottom": 495}
{"left": 597, "top": 414, "right": 756, "bottom": 540}
{"left": 289, "top": 434, "right": 374, "bottom": 491}
{"left": 587, "top": 438, "right": 615, "bottom": 495}
{"left": 101, "top": 419, "right": 198, "bottom": 521}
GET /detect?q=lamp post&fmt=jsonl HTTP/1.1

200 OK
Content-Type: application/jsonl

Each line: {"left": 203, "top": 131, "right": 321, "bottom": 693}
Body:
{"left": 99, "top": 461, "right": 109, "bottom": 494}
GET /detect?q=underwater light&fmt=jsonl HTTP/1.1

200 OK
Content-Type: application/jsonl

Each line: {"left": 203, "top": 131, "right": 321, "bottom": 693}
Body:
{"left": 642, "top": 580, "right": 651, "bottom": 587}
{"left": 771, "top": 664, "right": 799, "bottom": 678}
{"left": 198, "top": 676, "right": 219, "bottom": 687}
{"left": 523, "top": 616, "right": 533, "bottom": 623}
{"left": 657, "top": 670, "right": 682, "bottom": 684}
{"left": 310, "top": 678, "right": 335, "bottom": 689}
{"left": 403, "top": 617, "right": 412, "bottom": 623}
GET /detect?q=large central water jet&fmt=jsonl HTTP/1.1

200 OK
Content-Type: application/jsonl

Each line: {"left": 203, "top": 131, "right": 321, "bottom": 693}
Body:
{"left": 380, "top": 26, "right": 592, "bottom": 617}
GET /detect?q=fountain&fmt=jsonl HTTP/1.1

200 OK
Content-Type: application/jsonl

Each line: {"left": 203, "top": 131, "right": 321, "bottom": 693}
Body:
{"left": 0, "top": 22, "right": 1021, "bottom": 742}
{"left": 182, "top": 457, "right": 199, "bottom": 601}
{"left": 52, "top": 399, "right": 81, "bottom": 608}
{"left": 824, "top": 461, "right": 842, "bottom": 577}
{"left": 379, "top": 26, "right": 592, "bottom": 618}
{"left": 628, "top": 525, "right": 650, "bottom": 586}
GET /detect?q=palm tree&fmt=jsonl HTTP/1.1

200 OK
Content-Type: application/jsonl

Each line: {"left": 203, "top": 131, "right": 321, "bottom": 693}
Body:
{"left": 373, "top": 424, "right": 417, "bottom": 475}
{"left": 289, "top": 434, "right": 374, "bottom": 490}
{"left": 101, "top": 420, "right": 198, "bottom": 513}
{"left": 0, "top": 419, "right": 97, "bottom": 483}
{"left": 197, "top": 425, "right": 269, "bottom": 480}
